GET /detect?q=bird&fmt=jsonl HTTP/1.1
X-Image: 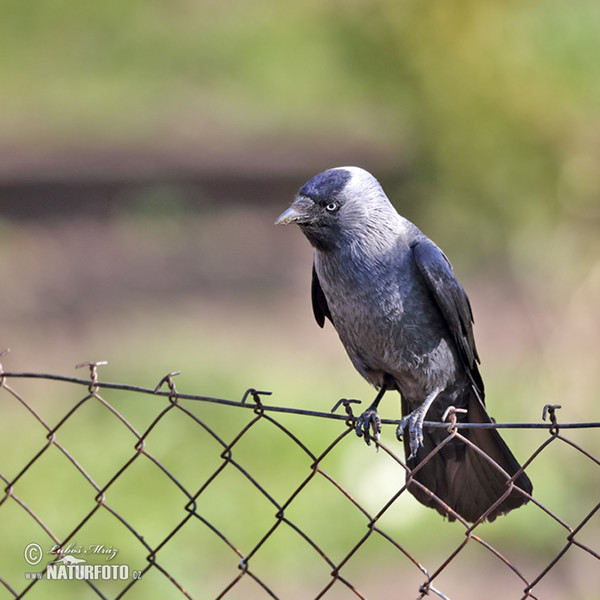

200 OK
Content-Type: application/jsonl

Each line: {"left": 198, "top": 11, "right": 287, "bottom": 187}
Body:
{"left": 275, "top": 166, "right": 533, "bottom": 522}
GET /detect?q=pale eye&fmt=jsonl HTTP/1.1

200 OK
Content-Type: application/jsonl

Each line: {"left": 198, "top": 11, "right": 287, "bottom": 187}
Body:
{"left": 326, "top": 202, "right": 337, "bottom": 212}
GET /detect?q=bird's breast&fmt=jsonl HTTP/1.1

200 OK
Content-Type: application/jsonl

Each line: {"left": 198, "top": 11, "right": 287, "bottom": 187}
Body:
{"left": 315, "top": 250, "right": 457, "bottom": 396}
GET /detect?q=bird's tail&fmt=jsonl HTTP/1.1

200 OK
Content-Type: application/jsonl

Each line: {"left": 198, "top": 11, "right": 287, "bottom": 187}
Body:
{"left": 403, "top": 391, "right": 533, "bottom": 522}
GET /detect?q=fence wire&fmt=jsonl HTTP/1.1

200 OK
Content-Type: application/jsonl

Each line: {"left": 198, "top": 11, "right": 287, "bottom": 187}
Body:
{"left": 0, "top": 359, "right": 599, "bottom": 600}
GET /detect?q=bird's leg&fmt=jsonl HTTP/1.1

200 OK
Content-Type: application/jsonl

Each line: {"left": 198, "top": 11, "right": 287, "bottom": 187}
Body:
{"left": 355, "top": 385, "right": 388, "bottom": 445}
{"left": 396, "top": 387, "right": 441, "bottom": 460}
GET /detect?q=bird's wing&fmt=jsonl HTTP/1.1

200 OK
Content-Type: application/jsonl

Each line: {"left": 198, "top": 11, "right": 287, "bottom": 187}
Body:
{"left": 311, "top": 262, "right": 332, "bottom": 328}
{"left": 412, "top": 238, "right": 483, "bottom": 392}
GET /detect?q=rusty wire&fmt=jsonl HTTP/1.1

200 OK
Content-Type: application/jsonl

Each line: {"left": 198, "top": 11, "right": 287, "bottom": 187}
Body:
{"left": 0, "top": 360, "right": 598, "bottom": 599}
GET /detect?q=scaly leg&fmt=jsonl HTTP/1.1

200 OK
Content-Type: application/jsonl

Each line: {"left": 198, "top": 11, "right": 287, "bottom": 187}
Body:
{"left": 354, "top": 384, "right": 388, "bottom": 445}
{"left": 396, "top": 387, "right": 441, "bottom": 459}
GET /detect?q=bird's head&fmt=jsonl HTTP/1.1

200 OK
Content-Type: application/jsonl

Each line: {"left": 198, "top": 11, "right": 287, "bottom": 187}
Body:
{"left": 275, "top": 166, "right": 397, "bottom": 251}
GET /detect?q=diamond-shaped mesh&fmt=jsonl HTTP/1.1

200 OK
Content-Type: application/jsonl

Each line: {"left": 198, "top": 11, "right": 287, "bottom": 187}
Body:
{"left": 1, "top": 362, "right": 599, "bottom": 600}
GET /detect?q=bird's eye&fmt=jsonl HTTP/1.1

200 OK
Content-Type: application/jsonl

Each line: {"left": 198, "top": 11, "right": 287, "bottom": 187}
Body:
{"left": 326, "top": 202, "right": 337, "bottom": 212}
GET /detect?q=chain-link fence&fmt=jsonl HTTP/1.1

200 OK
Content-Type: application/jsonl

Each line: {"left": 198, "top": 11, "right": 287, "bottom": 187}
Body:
{"left": 1, "top": 359, "right": 599, "bottom": 600}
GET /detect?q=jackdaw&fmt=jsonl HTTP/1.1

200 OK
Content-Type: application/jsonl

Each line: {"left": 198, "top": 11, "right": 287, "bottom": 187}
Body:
{"left": 275, "top": 166, "right": 532, "bottom": 522}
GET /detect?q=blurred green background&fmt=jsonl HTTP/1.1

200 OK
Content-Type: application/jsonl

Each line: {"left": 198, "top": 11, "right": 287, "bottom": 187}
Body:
{"left": 1, "top": 1, "right": 599, "bottom": 598}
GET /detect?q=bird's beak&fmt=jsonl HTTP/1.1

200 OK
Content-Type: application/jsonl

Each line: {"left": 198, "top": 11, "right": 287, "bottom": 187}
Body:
{"left": 275, "top": 206, "right": 302, "bottom": 225}
{"left": 275, "top": 196, "right": 312, "bottom": 225}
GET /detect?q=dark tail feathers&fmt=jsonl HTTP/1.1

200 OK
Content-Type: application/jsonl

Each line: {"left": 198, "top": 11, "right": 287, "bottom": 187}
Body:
{"left": 404, "top": 392, "right": 533, "bottom": 523}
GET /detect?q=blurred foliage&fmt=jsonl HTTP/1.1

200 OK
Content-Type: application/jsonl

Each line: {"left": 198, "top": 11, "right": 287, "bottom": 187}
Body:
{"left": 2, "top": 0, "right": 600, "bottom": 255}
{"left": 333, "top": 1, "right": 600, "bottom": 248}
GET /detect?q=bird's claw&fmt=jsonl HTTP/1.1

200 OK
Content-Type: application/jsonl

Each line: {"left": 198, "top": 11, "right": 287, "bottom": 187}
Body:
{"left": 355, "top": 407, "right": 382, "bottom": 446}
{"left": 396, "top": 387, "right": 440, "bottom": 461}
{"left": 396, "top": 411, "right": 425, "bottom": 460}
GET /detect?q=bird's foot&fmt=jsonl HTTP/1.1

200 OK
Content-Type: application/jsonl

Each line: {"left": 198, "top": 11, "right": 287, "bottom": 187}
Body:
{"left": 395, "top": 409, "right": 426, "bottom": 460}
{"left": 332, "top": 386, "right": 388, "bottom": 447}
{"left": 395, "top": 388, "right": 441, "bottom": 460}
{"left": 355, "top": 405, "right": 382, "bottom": 446}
